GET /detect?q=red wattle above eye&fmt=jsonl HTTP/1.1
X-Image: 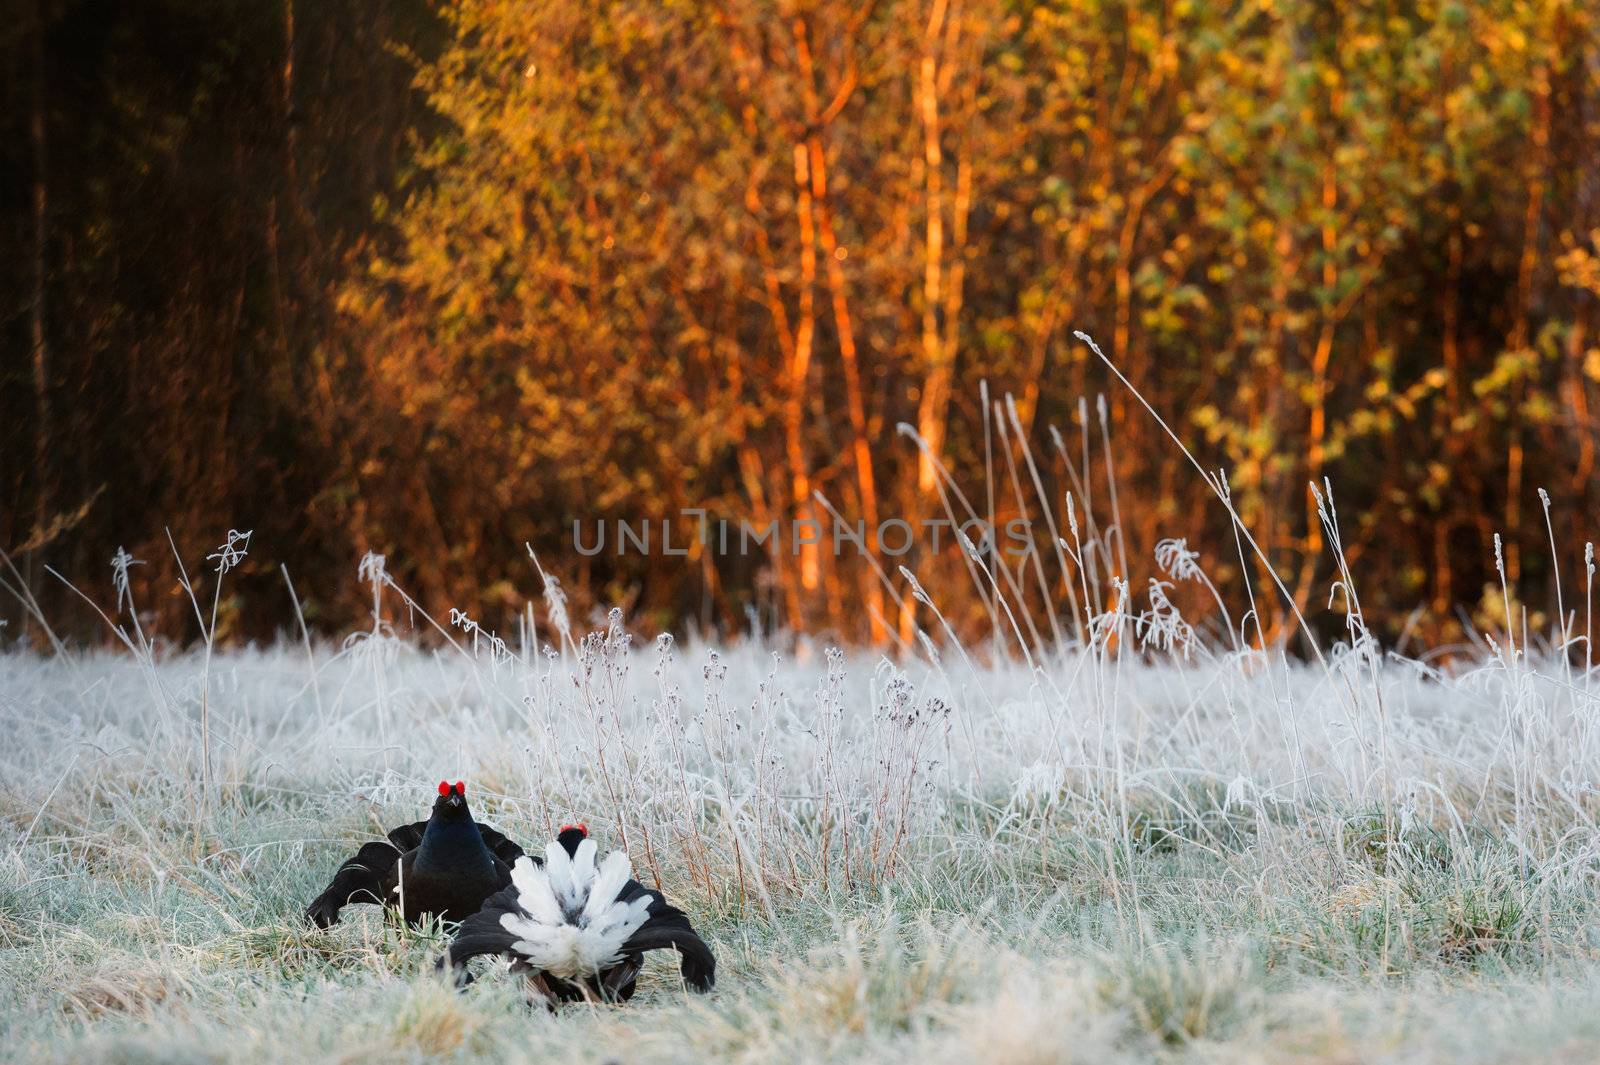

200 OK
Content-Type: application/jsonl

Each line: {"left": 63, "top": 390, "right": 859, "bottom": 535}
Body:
{"left": 438, "top": 781, "right": 450, "bottom": 796}
{"left": 453, "top": 781, "right": 465, "bottom": 796}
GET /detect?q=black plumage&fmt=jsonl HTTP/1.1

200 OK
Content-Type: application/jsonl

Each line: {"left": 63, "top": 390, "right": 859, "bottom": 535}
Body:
{"left": 306, "top": 781, "right": 524, "bottom": 928}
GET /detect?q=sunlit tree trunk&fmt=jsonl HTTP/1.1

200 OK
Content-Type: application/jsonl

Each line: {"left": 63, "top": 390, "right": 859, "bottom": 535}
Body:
{"left": 913, "top": 0, "right": 950, "bottom": 497}
{"left": 787, "top": 141, "right": 821, "bottom": 629}
{"left": 722, "top": 20, "right": 809, "bottom": 635}
{"left": 812, "top": 153, "right": 885, "bottom": 641}
{"left": 789, "top": 14, "right": 884, "bottom": 642}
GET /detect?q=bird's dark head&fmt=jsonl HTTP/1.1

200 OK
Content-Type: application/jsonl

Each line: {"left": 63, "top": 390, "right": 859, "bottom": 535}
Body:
{"left": 432, "top": 780, "right": 470, "bottom": 820}
{"left": 556, "top": 822, "right": 588, "bottom": 856}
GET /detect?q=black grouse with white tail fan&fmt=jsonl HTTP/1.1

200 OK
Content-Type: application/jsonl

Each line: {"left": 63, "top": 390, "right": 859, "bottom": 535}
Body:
{"left": 305, "top": 781, "right": 525, "bottom": 928}
{"left": 439, "top": 825, "right": 715, "bottom": 1005}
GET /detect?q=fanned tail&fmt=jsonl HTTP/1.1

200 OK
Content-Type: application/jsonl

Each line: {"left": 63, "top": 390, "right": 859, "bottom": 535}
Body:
{"left": 439, "top": 837, "right": 715, "bottom": 1003}
{"left": 495, "top": 848, "right": 652, "bottom": 980}
{"left": 543, "top": 837, "right": 597, "bottom": 918}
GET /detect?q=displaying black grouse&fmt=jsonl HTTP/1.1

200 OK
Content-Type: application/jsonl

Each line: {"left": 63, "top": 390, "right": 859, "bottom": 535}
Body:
{"left": 306, "top": 781, "right": 524, "bottom": 928}
{"left": 439, "top": 825, "right": 715, "bottom": 1005}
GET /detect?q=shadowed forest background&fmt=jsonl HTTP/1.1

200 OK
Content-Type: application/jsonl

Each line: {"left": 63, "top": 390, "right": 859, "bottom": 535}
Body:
{"left": 4, "top": 0, "right": 1600, "bottom": 651}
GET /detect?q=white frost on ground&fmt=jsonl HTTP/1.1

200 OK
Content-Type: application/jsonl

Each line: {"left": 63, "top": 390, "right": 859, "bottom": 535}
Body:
{"left": 3, "top": 615, "right": 1600, "bottom": 1063}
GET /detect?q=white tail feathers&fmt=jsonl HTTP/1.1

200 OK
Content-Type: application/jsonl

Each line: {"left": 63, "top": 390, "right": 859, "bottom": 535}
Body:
{"left": 548, "top": 837, "right": 597, "bottom": 918}
{"left": 500, "top": 842, "right": 653, "bottom": 980}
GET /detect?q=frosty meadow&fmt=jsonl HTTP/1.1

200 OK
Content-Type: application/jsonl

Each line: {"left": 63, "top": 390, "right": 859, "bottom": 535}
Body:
{"left": 5, "top": 457, "right": 1600, "bottom": 1062}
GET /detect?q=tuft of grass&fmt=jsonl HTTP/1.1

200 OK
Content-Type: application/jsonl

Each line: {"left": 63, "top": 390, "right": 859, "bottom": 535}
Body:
{"left": 56, "top": 958, "right": 186, "bottom": 1021}
{"left": 1126, "top": 779, "right": 1260, "bottom": 855}
{"left": 1095, "top": 933, "right": 1263, "bottom": 1045}
{"left": 1342, "top": 811, "right": 1454, "bottom": 872}
{"left": 387, "top": 979, "right": 491, "bottom": 1056}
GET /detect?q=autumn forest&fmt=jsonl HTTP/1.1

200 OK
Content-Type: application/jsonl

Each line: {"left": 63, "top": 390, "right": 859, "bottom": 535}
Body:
{"left": 5, "top": 0, "right": 1600, "bottom": 653}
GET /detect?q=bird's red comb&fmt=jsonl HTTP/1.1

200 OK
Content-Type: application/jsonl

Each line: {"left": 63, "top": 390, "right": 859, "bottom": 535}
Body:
{"left": 453, "top": 780, "right": 465, "bottom": 796}
{"left": 559, "top": 822, "right": 588, "bottom": 838}
{"left": 437, "top": 780, "right": 450, "bottom": 796}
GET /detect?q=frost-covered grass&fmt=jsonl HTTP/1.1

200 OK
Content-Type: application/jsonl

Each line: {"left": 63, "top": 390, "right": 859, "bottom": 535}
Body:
{"left": 5, "top": 599, "right": 1600, "bottom": 1064}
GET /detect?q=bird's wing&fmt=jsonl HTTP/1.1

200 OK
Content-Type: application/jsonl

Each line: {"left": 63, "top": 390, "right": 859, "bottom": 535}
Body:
{"left": 475, "top": 823, "right": 527, "bottom": 866}
{"left": 490, "top": 855, "right": 514, "bottom": 891}
{"left": 435, "top": 883, "right": 524, "bottom": 976}
{"left": 305, "top": 838, "right": 406, "bottom": 928}
{"left": 386, "top": 820, "right": 429, "bottom": 853}
{"left": 617, "top": 881, "right": 717, "bottom": 991}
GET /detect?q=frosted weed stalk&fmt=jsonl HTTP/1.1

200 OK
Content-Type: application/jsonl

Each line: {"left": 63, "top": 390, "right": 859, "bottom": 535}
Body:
{"left": 178, "top": 529, "right": 250, "bottom": 815}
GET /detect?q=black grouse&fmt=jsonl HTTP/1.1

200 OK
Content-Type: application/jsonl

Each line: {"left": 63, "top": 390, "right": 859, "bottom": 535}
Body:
{"left": 306, "top": 781, "right": 524, "bottom": 928}
{"left": 438, "top": 825, "right": 715, "bottom": 1005}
